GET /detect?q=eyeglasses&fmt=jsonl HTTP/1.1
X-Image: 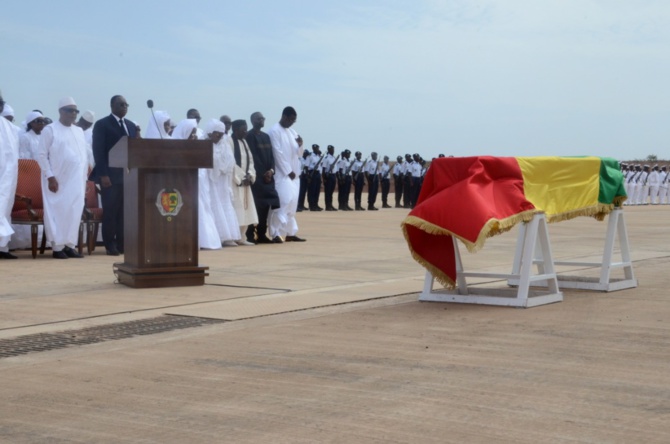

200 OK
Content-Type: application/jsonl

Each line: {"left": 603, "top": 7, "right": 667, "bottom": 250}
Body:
{"left": 33, "top": 119, "right": 47, "bottom": 124}
{"left": 61, "top": 108, "right": 79, "bottom": 114}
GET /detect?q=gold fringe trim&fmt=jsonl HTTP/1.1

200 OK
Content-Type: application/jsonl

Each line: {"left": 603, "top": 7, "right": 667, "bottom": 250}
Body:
{"left": 400, "top": 223, "right": 456, "bottom": 289}
{"left": 401, "top": 201, "right": 624, "bottom": 289}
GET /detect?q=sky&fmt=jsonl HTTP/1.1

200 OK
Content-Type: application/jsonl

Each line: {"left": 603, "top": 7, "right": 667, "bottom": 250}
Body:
{"left": 2, "top": 0, "right": 669, "bottom": 161}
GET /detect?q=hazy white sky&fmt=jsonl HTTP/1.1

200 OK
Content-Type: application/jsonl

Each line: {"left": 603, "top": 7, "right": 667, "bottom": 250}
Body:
{"left": 2, "top": 0, "right": 669, "bottom": 160}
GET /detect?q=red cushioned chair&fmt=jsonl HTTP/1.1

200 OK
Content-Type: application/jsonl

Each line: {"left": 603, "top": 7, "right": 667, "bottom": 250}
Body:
{"left": 11, "top": 159, "right": 48, "bottom": 258}
{"left": 83, "top": 180, "right": 103, "bottom": 255}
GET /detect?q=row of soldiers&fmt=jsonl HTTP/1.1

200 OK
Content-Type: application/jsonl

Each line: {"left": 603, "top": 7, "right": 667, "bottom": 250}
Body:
{"left": 622, "top": 163, "right": 669, "bottom": 205}
{"left": 297, "top": 147, "right": 429, "bottom": 211}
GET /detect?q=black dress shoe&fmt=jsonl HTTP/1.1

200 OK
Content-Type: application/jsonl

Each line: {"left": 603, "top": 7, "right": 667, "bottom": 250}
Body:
{"left": 0, "top": 251, "right": 18, "bottom": 259}
{"left": 52, "top": 251, "right": 68, "bottom": 259}
{"left": 63, "top": 246, "right": 84, "bottom": 258}
{"left": 271, "top": 236, "right": 284, "bottom": 244}
{"left": 368, "top": 206, "right": 378, "bottom": 211}
{"left": 285, "top": 235, "right": 306, "bottom": 242}
{"left": 256, "top": 236, "right": 273, "bottom": 244}
{"left": 383, "top": 204, "right": 392, "bottom": 208}
{"left": 106, "top": 249, "right": 121, "bottom": 256}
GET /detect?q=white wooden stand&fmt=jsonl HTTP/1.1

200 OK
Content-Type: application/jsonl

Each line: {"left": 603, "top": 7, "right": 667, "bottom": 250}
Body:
{"left": 420, "top": 213, "right": 563, "bottom": 308}
{"left": 508, "top": 208, "right": 637, "bottom": 291}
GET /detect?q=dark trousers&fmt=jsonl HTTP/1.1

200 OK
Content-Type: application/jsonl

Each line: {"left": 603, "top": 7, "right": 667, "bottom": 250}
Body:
{"left": 324, "top": 173, "right": 336, "bottom": 208}
{"left": 247, "top": 202, "right": 271, "bottom": 241}
{"left": 308, "top": 173, "right": 322, "bottom": 208}
{"left": 394, "top": 175, "right": 403, "bottom": 205}
{"left": 338, "top": 176, "right": 351, "bottom": 208}
{"left": 298, "top": 174, "right": 308, "bottom": 210}
{"left": 381, "top": 178, "right": 390, "bottom": 205}
{"left": 403, "top": 176, "right": 412, "bottom": 207}
{"left": 411, "top": 177, "right": 421, "bottom": 207}
{"left": 100, "top": 183, "right": 124, "bottom": 251}
{"left": 367, "top": 176, "right": 378, "bottom": 206}
{"left": 353, "top": 173, "right": 365, "bottom": 205}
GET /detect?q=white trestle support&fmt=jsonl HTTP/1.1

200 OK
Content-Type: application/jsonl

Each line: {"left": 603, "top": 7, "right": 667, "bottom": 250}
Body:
{"left": 420, "top": 213, "right": 563, "bottom": 308}
{"left": 508, "top": 207, "right": 637, "bottom": 292}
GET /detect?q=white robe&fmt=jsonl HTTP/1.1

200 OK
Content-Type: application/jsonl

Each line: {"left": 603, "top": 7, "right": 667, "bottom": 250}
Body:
{"left": 198, "top": 169, "right": 222, "bottom": 249}
{"left": 0, "top": 117, "right": 19, "bottom": 250}
{"left": 37, "top": 122, "right": 88, "bottom": 250}
{"left": 268, "top": 122, "right": 302, "bottom": 237}
{"left": 19, "top": 130, "right": 40, "bottom": 159}
{"left": 209, "top": 139, "right": 240, "bottom": 242}
{"left": 229, "top": 137, "right": 258, "bottom": 227}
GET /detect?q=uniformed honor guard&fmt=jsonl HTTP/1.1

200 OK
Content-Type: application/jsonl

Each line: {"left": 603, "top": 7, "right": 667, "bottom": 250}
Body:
{"left": 393, "top": 155, "right": 404, "bottom": 208}
{"left": 364, "top": 151, "right": 380, "bottom": 210}
{"left": 297, "top": 149, "right": 310, "bottom": 211}
{"left": 307, "top": 144, "right": 324, "bottom": 211}
{"left": 403, "top": 153, "right": 413, "bottom": 208}
{"left": 337, "top": 149, "right": 353, "bottom": 211}
{"left": 379, "top": 155, "right": 392, "bottom": 208}
{"left": 659, "top": 166, "right": 668, "bottom": 205}
{"left": 351, "top": 151, "right": 366, "bottom": 211}
{"left": 322, "top": 145, "right": 339, "bottom": 211}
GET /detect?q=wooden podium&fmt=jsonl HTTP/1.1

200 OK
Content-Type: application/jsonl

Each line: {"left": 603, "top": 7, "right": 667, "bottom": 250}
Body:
{"left": 109, "top": 137, "right": 213, "bottom": 288}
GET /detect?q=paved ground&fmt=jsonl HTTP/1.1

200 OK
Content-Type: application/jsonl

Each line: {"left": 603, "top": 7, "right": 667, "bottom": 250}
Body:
{"left": 0, "top": 198, "right": 669, "bottom": 443}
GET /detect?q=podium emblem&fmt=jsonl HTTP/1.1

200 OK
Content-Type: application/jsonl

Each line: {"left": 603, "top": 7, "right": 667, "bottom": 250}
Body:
{"left": 156, "top": 188, "right": 184, "bottom": 217}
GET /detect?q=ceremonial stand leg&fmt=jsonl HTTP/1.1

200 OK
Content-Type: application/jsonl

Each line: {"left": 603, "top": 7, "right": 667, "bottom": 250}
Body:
{"left": 420, "top": 214, "right": 562, "bottom": 308}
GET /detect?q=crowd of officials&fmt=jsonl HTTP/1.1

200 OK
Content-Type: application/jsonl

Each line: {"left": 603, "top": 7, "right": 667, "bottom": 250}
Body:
{"left": 0, "top": 89, "right": 440, "bottom": 259}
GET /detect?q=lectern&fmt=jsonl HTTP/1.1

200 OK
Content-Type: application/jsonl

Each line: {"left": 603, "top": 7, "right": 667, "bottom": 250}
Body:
{"left": 109, "top": 137, "right": 213, "bottom": 288}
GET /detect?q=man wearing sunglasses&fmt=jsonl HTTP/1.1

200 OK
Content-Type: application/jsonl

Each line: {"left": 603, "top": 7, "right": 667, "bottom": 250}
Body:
{"left": 91, "top": 95, "right": 139, "bottom": 256}
{"left": 36, "top": 97, "right": 88, "bottom": 259}
{"left": 0, "top": 91, "right": 20, "bottom": 259}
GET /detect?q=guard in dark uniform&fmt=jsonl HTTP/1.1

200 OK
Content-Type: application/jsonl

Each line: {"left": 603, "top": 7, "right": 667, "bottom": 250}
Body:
{"left": 307, "top": 144, "right": 323, "bottom": 211}
{"left": 297, "top": 149, "right": 310, "bottom": 211}
{"left": 322, "top": 145, "right": 339, "bottom": 211}
{"left": 337, "top": 149, "right": 353, "bottom": 211}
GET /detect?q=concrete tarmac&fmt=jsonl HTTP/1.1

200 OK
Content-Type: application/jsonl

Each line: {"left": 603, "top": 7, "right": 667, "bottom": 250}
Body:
{"left": 0, "top": 198, "right": 669, "bottom": 443}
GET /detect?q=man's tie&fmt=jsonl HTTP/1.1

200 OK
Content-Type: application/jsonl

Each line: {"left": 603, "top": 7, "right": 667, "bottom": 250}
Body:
{"left": 119, "top": 118, "right": 128, "bottom": 135}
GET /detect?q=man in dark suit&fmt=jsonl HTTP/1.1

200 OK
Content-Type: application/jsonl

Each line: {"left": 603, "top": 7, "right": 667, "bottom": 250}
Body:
{"left": 91, "top": 95, "right": 138, "bottom": 256}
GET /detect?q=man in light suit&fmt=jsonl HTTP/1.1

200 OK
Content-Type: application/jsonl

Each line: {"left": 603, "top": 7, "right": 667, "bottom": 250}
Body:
{"left": 91, "top": 95, "right": 139, "bottom": 256}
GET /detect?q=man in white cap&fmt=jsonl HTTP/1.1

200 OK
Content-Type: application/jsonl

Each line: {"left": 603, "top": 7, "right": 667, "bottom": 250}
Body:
{"left": 75, "top": 110, "right": 95, "bottom": 168}
{"left": 1, "top": 103, "right": 21, "bottom": 138}
{"left": 36, "top": 97, "right": 88, "bottom": 259}
{"left": 0, "top": 91, "right": 20, "bottom": 259}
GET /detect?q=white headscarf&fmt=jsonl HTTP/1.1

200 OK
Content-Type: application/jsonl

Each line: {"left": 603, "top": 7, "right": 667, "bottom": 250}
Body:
{"left": 145, "top": 110, "right": 172, "bottom": 139}
{"left": 171, "top": 118, "right": 198, "bottom": 140}
{"left": 1, "top": 104, "right": 14, "bottom": 117}
{"left": 205, "top": 118, "right": 226, "bottom": 136}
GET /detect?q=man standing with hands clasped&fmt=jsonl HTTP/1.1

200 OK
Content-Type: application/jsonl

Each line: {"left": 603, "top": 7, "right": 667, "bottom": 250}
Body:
{"left": 91, "top": 95, "right": 139, "bottom": 256}
{"left": 268, "top": 106, "right": 306, "bottom": 242}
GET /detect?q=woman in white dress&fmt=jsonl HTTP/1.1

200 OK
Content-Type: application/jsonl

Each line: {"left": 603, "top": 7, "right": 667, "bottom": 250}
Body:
{"left": 171, "top": 119, "right": 221, "bottom": 249}
{"left": 18, "top": 111, "right": 46, "bottom": 159}
{"left": 205, "top": 119, "right": 240, "bottom": 247}
{"left": 145, "top": 110, "right": 172, "bottom": 140}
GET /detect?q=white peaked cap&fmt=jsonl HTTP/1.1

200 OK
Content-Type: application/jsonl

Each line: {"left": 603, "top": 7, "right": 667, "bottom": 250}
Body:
{"left": 82, "top": 110, "right": 95, "bottom": 123}
{"left": 58, "top": 97, "right": 77, "bottom": 109}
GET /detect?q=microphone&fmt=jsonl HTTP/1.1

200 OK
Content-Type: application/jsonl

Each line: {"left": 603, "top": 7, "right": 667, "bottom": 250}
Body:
{"left": 146, "top": 99, "right": 162, "bottom": 139}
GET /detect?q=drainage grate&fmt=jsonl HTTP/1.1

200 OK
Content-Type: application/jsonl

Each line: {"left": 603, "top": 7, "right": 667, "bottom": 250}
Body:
{"left": 0, "top": 315, "right": 226, "bottom": 359}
